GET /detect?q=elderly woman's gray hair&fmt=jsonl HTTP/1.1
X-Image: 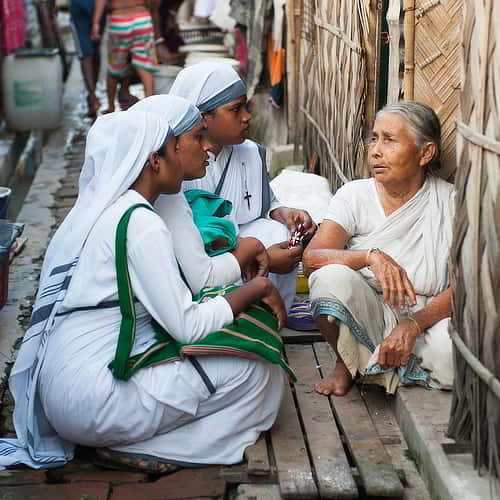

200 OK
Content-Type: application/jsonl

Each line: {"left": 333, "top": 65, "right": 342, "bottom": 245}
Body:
{"left": 376, "top": 101, "right": 442, "bottom": 172}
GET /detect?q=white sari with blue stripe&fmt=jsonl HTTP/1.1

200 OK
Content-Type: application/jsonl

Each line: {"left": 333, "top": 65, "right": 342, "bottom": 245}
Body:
{"left": 309, "top": 175, "right": 455, "bottom": 393}
{"left": 0, "top": 109, "right": 174, "bottom": 469}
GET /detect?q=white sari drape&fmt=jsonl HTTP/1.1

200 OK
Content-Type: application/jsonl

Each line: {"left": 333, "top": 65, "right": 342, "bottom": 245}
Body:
{"left": 309, "top": 175, "right": 455, "bottom": 392}
{"left": 0, "top": 111, "right": 174, "bottom": 469}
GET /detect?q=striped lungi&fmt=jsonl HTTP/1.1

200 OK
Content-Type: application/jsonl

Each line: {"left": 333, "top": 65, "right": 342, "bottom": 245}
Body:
{"left": 107, "top": 10, "right": 157, "bottom": 77}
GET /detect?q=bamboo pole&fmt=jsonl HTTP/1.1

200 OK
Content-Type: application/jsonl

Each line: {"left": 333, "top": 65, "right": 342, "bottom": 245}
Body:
{"left": 363, "top": 0, "right": 382, "bottom": 129}
{"left": 286, "top": 0, "right": 297, "bottom": 144}
{"left": 449, "top": 328, "right": 500, "bottom": 401}
{"left": 403, "top": 0, "right": 415, "bottom": 99}
{"left": 386, "top": 0, "right": 401, "bottom": 102}
{"left": 470, "top": 0, "right": 492, "bottom": 469}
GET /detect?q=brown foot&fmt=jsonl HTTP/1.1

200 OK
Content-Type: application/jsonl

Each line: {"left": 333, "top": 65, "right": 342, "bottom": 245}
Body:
{"left": 94, "top": 448, "right": 181, "bottom": 475}
{"left": 315, "top": 360, "right": 354, "bottom": 396}
{"left": 118, "top": 91, "right": 139, "bottom": 110}
{"left": 101, "top": 107, "right": 115, "bottom": 115}
{"left": 87, "top": 95, "right": 100, "bottom": 119}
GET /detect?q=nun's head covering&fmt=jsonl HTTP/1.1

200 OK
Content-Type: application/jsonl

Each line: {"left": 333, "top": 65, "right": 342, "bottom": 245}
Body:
{"left": 41, "top": 109, "right": 172, "bottom": 292}
{"left": 169, "top": 61, "right": 247, "bottom": 112}
{"left": 9, "top": 109, "right": 173, "bottom": 470}
{"left": 129, "top": 94, "right": 202, "bottom": 135}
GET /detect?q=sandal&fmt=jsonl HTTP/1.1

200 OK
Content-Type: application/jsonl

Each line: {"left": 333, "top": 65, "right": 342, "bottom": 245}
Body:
{"left": 94, "top": 448, "right": 181, "bottom": 475}
{"left": 286, "top": 302, "right": 317, "bottom": 331}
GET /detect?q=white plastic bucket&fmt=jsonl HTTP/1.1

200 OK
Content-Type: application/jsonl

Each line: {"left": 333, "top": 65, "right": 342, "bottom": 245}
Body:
{"left": 2, "top": 48, "right": 63, "bottom": 131}
{"left": 0, "top": 187, "right": 12, "bottom": 219}
{"left": 154, "top": 65, "right": 183, "bottom": 95}
{"left": 178, "top": 43, "right": 228, "bottom": 55}
{"left": 184, "top": 55, "right": 240, "bottom": 74}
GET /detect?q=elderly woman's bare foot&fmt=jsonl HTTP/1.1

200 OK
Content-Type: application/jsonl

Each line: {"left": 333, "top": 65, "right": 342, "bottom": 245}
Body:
{"left": 315, "top": 360, "right": 354, "bottom": 396}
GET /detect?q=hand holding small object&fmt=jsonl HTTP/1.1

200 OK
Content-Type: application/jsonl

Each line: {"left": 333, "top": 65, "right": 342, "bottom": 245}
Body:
{"left": 289, "top": 223, "right": 307, "bottom": 249}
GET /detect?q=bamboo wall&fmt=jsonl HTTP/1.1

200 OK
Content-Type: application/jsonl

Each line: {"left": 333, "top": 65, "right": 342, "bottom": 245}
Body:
{"left": 403, "top": 0, "right": 462, "bottom": 180}
{"left": 287, "top": 0, "right": 462, "bottom": 190}
{"left": 287, "top": 0, "right": 372, "bottom": 191}
{"left": 447, "top": 0, "right": 500, "bottom": 479}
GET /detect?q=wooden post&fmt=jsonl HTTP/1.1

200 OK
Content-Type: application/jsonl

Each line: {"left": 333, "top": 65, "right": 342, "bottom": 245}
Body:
{"left": 363, "top": 0, "right": 383, "bottom": 176}
{"left": 286, "top": 0, "right": 299, "bottom": 146}
{"left": 386, "top": 0, "right": 401, "bottom": 102}
{"left": 403, "top": 0, "right": 415, "bottom": 99}
{"left": 364, "top": 1, "right": 382, "bottom": 126}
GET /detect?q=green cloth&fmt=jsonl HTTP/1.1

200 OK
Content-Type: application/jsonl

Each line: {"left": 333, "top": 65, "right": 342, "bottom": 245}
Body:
{"left": 109, "top": 203, "right": 296, "bottom": 382}
{"left": 184, "top": 189, "right": 237, "bottom": 256}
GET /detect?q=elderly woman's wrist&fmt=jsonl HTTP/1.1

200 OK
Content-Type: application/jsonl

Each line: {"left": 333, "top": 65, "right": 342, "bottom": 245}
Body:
{"left": 406, "top": 315, "right": 422, "bottom": 336}
{"left": 365, "top": 247, "right": 379, "bottom": 267}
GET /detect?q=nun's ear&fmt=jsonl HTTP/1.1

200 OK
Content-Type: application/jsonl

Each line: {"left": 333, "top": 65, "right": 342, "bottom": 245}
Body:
{"left": 148, "top": 152, "right": 161, "bottom": 173}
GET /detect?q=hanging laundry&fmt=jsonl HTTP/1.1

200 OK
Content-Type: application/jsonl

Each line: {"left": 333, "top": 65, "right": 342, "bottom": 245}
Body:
{"left": 0, "top": 0, "right": 25, "bottom": 55}
{"left": 267, "top": 0, "right": 285, "bottom": 107}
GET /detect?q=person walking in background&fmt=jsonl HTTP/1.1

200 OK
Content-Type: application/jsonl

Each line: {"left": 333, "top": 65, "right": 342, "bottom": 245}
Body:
{"left": 69, "top": 0, "right": 104, "bottom": 119}
{"left": 91, "top": 0, "right": 157, "bottom": 113}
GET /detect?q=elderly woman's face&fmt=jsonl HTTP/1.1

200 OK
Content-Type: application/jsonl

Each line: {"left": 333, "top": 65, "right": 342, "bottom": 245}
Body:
{"left": 368, "top": 113, "right": 425, "bottom": 187}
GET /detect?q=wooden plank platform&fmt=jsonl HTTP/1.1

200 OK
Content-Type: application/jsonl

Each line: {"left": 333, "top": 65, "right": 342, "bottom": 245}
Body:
{"left": 228, "top": 340, "right": 421, "bottom": 499}
{"left": 280, "top": 326, "right": 324, "bottom": 343}
{"left": 286, "top": 344, "right": 358, "bottom": 499}
{"left": 270, "top": 378, "right": 318, "bottom": 499}
{"left": 314, "top": 342, "right": 405, "bottom": 498}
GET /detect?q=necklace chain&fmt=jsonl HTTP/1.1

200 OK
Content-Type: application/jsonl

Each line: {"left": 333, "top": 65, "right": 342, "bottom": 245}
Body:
{"left": 242, "top": 161, "right": 252, "bottom": 210}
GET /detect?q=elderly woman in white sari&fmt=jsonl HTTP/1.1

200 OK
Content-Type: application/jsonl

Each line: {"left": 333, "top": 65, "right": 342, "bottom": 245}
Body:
{"left": 303, "top": 101, "right": 454, "bottom": 396}
{"left": 0, "top": 102, "right": 288, "bottom": 473}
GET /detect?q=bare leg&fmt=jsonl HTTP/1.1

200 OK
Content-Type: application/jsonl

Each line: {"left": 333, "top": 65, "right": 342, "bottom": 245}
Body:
{"left": 135, "top": 67, "right": 154, "bottom": 97}
{"left": 117, "top": 75, "right": 139, "bottom": 110}
{"left": 315, "top": 315, "right": 354, "bottom": 396}
{"left": 92, "top": 52, "right": 101, "bottom": 87}
{"left": 80, "top": 56, "right": 99, "bottom": 116}
{"left": 105, "top": 73, "right": 119, "bottom": 113}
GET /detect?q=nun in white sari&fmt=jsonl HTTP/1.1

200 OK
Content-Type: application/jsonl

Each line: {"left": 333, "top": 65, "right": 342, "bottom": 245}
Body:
{"left": 129, "top": 95, "right": 269, "bottom": 294}
{"left": 0, "top": 103, "right": 286, "bottom": 471}
{"left": 169, "top": 62, "right": 316, "bottom": 312}
{"left": 304, "top": 101, "right": 455, "bottom": 396}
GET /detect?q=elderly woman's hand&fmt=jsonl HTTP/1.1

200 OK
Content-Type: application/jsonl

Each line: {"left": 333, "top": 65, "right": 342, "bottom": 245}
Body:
{"left": 367, "top": 249, "right": 416, "bottom": 309}
{"left": 379, "top": 319, "right": 419, "bottom": 367}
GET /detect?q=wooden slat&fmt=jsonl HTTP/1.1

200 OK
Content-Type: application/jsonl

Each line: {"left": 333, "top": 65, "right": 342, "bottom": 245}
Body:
{"left": 363, "top": 387, "right": 432, "bottom": 499}
{"left": 270, "top": 380, "right": 318, "bottom": 499}
{"left": 280, "top": 326, "right": 323, "bottom": 344}
{"left": 361, "top": 387, "right": 402, "bottom": 445}
{"left": 244, "top": 435, "right": 271, "bottom": 476}
{"left": 286, "top": 344, "right": 358, "bottom": 499}
{"left": 220, "top": 464, "right": 277, "bottom": 485}
{"left": 314, "top": 343, "right": 404, "bottom": 497}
